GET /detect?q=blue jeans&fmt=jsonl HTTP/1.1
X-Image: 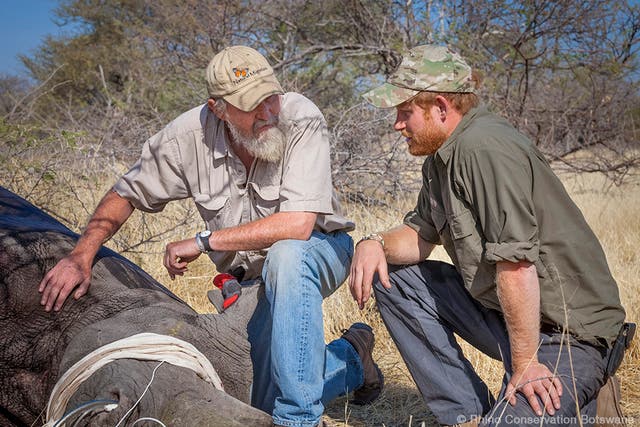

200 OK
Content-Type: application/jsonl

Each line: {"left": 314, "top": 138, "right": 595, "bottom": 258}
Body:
{"left": 247, "top": 231, "right": 363, "bottom": 427}
{"left": 374, "top": 261, "right": 610, "bottom": 426}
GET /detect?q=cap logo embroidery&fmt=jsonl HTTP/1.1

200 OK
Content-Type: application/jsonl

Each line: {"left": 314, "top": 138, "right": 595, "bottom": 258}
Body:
{"left": 230, "top": 66, "right": 268, "bottom": 85}
{"left": 233, "top": 67, "right": 248, "bottom": 78}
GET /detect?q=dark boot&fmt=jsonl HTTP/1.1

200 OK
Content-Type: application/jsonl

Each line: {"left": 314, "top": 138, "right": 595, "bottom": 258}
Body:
{"left": 341, "top": 323, "right": 384, "bottom": 405}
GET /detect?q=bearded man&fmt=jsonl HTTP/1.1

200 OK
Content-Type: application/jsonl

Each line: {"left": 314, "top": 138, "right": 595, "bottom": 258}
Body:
{"left": 39, "top": 45, "right": 383, "bottom": 427}
{"left": 350, "top": 45, "right": 630, "bottom": 426}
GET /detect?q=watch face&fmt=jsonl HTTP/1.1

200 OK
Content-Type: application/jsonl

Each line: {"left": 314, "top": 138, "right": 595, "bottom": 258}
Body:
{"left": 200, "top": 230, "right": 212, "bottom": 238}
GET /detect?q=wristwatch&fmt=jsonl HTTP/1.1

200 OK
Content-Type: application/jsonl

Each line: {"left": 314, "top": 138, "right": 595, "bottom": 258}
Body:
{"left": 357, "top": 233, "right": 385, "bottom": 248}
{"left": 195, "top": 230, "right": 213, "bottom": 253}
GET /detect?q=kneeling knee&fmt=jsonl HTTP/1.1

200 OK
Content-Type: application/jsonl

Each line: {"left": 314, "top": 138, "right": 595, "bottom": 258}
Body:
{"left": 265, "top": 239, "right": 306, "bottom": 266}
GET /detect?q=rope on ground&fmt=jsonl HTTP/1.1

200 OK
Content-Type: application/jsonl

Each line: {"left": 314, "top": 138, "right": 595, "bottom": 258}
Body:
{"left": 44, "top": 332, "right": 224, "bottom": 426}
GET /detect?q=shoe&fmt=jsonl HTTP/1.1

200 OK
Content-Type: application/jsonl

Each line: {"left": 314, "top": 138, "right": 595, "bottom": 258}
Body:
{"left": 595, "top": 375, "right": 625, "bottom": 427}
{"left": 341, "top": 323, "right": 384, "bottom": 405}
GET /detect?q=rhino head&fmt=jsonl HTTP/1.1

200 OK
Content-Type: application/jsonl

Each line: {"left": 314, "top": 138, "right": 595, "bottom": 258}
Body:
{"left": 0, "top": 186, "right": 271, "bottom": 426}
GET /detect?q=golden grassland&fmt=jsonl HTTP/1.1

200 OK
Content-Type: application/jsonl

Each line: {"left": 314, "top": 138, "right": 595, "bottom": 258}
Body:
{"left": 5, "top": 168, "right": 639, "bottom": 426}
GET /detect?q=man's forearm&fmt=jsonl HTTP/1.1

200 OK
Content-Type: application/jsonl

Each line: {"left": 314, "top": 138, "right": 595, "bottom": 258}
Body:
{"left": 380, "top": 224, "right": 435, "bottom": 265}
{"left": 71, "top": 190, "right": 134, "bottom": 262}
{"left": 496, "top": 261, "right": 541, "bottom": 371}
{"left": 209, "top": 211, "right": 317, "bottom": 251}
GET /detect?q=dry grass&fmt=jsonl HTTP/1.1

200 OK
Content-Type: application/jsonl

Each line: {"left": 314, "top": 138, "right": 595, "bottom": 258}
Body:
{"left": 561, "top": 174, "right": 640, "bottom": 418}
{"left": 5, "top": 168, "right": 638, "bottom": 426}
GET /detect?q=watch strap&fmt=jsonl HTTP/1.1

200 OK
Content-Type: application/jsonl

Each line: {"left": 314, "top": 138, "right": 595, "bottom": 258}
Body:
{"left": 195, "top": 231, "right": 213, "bottom": 253}
{"left": 357, "top": 233, "right": 385, "bottom": 248}
{"left": 195, "top": 233, "right": 205, "bottom": 253}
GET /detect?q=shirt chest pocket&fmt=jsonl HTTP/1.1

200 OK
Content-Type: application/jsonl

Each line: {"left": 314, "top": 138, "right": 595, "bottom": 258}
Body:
{"left": 449, "top": 210, "right": 475, "bottom": 240}
{"left": 194, "top": 193, "right": 231, "bottom": 226}
{"left": 448, "top": 210, "right": 483, "bottom": 264}
{"left": 248, "top": 183, "right": 281, "bottom": 219}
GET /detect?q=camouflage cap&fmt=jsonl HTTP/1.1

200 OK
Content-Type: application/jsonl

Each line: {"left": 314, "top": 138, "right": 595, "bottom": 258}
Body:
{"left": 363, "top": 45, "right": 475, "bottom": 108}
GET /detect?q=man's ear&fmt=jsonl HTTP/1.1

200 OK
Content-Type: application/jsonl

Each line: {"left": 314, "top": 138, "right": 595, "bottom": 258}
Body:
{"left": 434, "top": 95, "right": 449, "bottom": 121}
{"left": 208, "top": 98, "right": 226, "bottom": 120}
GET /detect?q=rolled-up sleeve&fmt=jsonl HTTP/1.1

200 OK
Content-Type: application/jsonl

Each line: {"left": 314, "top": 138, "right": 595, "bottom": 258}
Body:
{"left": 458, "top": 147, "right": 539, "bottom": 264}
{"left": 113, "top": 131, "right": 189, "bottom": 212}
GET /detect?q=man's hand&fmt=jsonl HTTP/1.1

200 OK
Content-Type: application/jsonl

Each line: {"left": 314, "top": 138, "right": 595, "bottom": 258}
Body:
{"left": 349, "top": 225, "right": 434, "bottom": 310}
{"left": 349, "top": 239, "right": 391, "bottom": 310}
{"left": 38, "top": 190, "right": 135, "bottom": 312}
{"left": 506, "top": 361, "right": 563, "bottom": 416}
{"left": 38, "top": 252, "right": 92, "bottom": 312}
{"left": 164, "top": 238, "right": 202, "bottom": 280}
{"left": 496, "top": 260, "right": 562, "bottom": 415}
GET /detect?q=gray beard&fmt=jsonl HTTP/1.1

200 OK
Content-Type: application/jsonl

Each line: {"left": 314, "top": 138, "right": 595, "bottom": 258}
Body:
{"left": 227, "top": 122, "right": 286, "bottom": 163}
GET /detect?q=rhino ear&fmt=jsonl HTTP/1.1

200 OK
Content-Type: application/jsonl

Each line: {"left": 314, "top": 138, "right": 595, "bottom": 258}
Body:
{"left": 207, "top": 289, "right": 225, "bottom": 313}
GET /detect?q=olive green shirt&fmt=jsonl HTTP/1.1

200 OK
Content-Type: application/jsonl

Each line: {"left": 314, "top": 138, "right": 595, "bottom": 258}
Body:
{"left": 404, "top": 106, "right": 625, "bottom": 345}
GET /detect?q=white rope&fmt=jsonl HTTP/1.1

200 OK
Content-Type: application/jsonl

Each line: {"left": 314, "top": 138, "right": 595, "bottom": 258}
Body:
{"left": 44, "top": 332, "right": 224, "bottom": 426}
{"left": 114, "top": 361, "right": 164, "bottom": 427}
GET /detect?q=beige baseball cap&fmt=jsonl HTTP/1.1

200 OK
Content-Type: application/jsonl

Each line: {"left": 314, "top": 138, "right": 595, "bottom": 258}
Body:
{"left": 206, "top": 46, "right": 284, "bottom": 112}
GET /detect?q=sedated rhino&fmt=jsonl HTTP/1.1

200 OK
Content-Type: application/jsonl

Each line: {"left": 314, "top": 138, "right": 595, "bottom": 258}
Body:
{"left": 0, "top": 186, "right": 272, "bottom": 426}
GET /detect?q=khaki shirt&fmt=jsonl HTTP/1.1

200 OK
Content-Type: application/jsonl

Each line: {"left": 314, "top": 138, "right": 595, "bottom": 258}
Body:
{"left": 404, "top": 107, "right": 625, "bottom": 345}
{"left": 114, "top": 92, "right": 355, "bottom": 279}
